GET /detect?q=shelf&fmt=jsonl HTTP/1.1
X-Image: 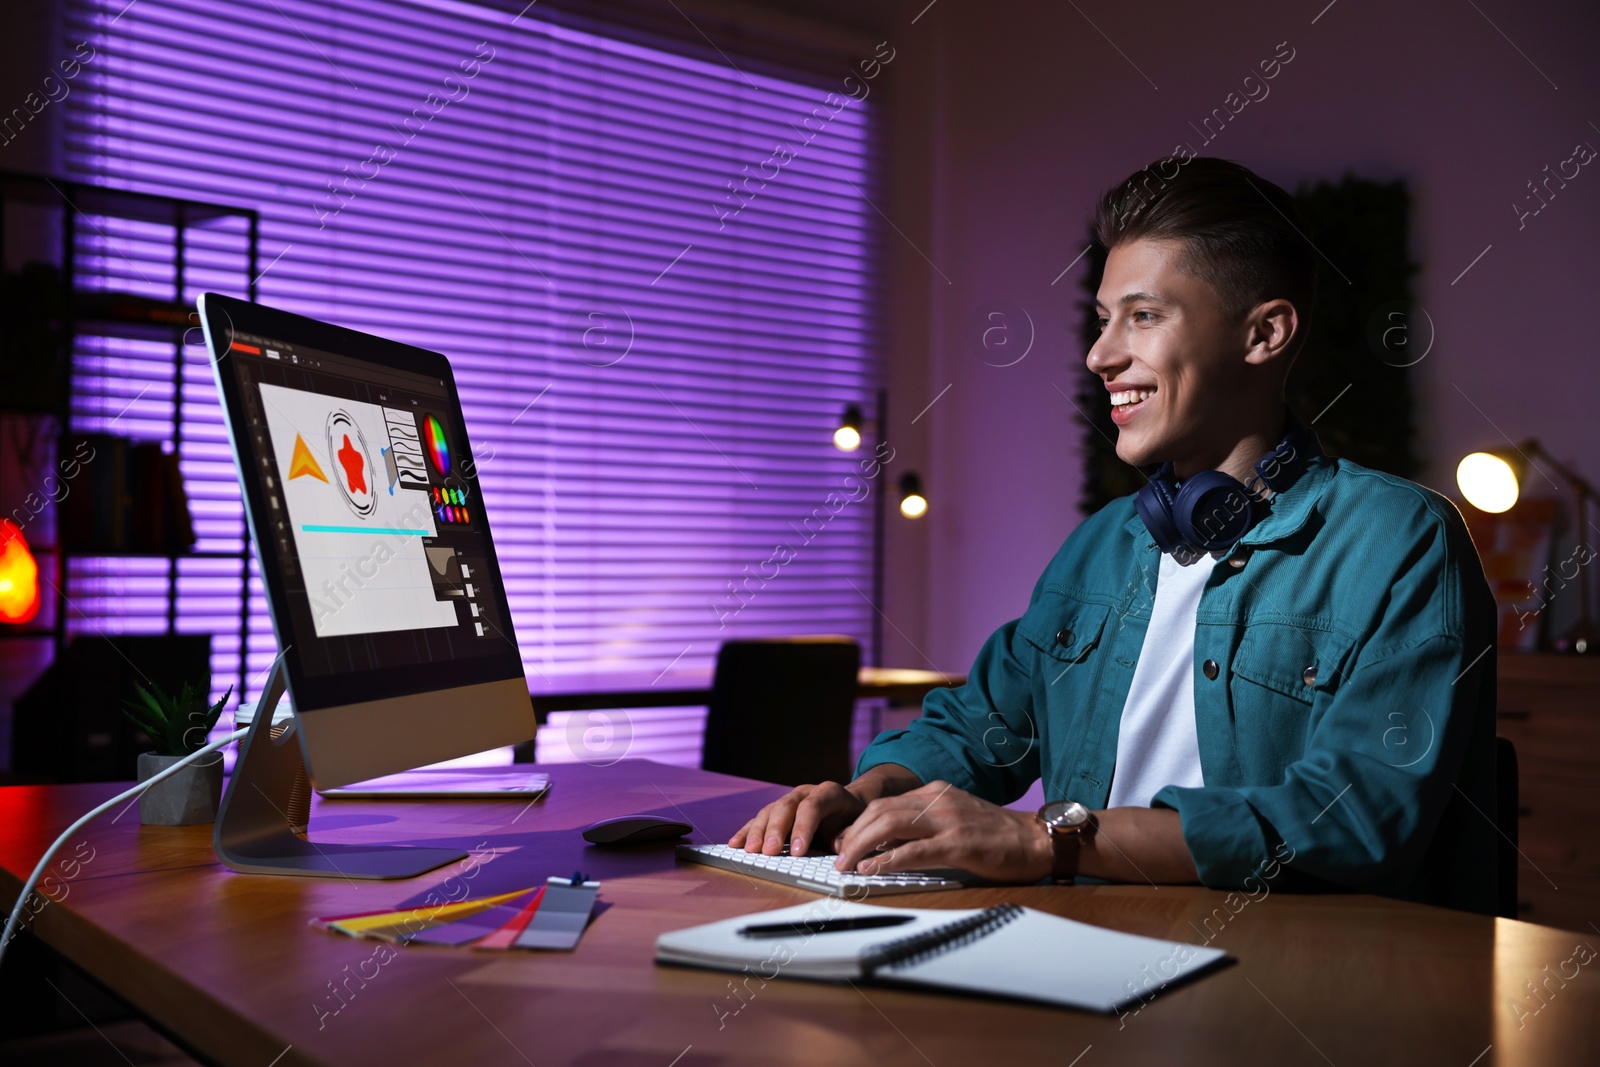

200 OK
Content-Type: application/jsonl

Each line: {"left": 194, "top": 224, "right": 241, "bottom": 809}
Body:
{"left": 74, "top": 315, "right": 192, "bottom": 344}
{"left": 1, "top": 170, "right": 259, "bottom": 692}
{"left": 63, "top": 549, "right": 246, "bottom": 560}
{"left": 1, "top": 170, "right": 254, "bottom": 227}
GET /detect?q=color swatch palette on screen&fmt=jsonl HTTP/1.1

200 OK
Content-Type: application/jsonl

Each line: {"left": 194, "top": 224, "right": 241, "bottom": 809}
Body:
{"left": 431, "top": 485, "right": 470, "bottom": 525}
{"left": 423, "top": 414, "right": 451, "bottom": 474}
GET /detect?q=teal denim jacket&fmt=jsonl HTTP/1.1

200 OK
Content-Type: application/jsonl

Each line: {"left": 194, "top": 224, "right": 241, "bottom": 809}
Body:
{"left": 858, "top": 433, "right": 1500, "bottom": 915}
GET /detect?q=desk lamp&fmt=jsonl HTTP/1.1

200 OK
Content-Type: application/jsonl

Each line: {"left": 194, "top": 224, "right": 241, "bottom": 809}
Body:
{"left": 1457, "top": 439, "right": 1598, "bottom": 654}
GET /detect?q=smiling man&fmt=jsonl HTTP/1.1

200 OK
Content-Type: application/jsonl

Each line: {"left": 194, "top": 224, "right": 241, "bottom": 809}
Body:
{"left": 731, "top": 156, "right": 1500, "bottom": 915}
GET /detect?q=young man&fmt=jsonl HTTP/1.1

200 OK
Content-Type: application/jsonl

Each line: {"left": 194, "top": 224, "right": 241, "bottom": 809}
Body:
{"left": 731, "top": 157, "right": 1500, "bottom": 915}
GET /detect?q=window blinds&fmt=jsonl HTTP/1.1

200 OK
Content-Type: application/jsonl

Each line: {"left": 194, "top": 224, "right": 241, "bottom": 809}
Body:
{"left": 61, "top": 0, "right": 882, "bottom": 766}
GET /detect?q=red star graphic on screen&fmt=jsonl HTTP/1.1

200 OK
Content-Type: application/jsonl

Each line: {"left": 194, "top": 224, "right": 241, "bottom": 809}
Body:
{"left": 337, "top": 433, "right": 367, "bottom": 494}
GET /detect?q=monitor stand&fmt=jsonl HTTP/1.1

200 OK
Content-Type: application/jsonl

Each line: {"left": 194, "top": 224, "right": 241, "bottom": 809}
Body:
{"left": 213, "top": 652, "right": 468, "bottom": 879}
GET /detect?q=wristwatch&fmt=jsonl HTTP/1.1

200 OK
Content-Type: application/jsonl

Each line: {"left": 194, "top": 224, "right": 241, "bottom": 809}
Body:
{"left": 1036, "top": 800, "right": 1097, "bottom": 881}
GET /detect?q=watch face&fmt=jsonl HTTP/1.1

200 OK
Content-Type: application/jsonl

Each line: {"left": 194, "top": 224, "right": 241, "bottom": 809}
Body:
{"left": 1040, "top": 800, "right": 1089, "bottom": 830}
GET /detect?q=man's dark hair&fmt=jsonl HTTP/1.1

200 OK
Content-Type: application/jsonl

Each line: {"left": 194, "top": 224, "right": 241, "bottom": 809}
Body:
{"left": 1092, "top": 156, "right": 1316, "bottom": 361}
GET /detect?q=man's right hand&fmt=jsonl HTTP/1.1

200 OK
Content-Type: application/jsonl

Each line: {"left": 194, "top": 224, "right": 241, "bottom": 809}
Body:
{"left": 727, "top": 763, "right": 922, "bottom": 857}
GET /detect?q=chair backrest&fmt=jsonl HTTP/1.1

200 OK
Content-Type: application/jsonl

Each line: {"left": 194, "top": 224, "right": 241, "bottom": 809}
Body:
{"left": 1495, "top": 735, "right": 1519, "bottom": 920}
{"left": 701, "top": 636, "right": 861, "bottom": 787}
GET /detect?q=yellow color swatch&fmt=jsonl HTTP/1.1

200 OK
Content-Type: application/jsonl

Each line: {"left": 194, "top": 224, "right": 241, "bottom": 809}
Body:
{"left": 324, "top": 887, "right": 536, "bottom": 940}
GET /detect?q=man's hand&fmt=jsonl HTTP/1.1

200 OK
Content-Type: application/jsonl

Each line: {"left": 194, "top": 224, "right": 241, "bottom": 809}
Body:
{"left": 728, "top": 763, "right": 925, "bottom": 857}
{"left": 833, "top": 781, "right": 1054, "bottom": 883}
{"left": 728, "top": 781, "right": 868, "bottom": 857}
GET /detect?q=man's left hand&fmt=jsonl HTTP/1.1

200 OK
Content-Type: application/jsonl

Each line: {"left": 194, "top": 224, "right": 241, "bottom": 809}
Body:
{"left": 832, "top": 780, "right": 1053, "bottom": 882}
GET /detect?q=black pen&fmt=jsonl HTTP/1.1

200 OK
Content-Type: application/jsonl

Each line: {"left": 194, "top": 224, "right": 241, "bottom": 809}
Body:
{"left": 738, "top": 914, "right": 917, "bottom": 939}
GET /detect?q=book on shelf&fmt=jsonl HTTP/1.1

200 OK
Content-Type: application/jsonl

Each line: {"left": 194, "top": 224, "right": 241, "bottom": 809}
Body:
{"left": 61, "top": 434, "right": 195, "bottom": 554}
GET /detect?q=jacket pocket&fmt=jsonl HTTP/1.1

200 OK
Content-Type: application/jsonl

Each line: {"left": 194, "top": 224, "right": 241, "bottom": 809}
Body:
{"left": 1231, "top": 622, "right": 1351, "bottom": 704}
{"left": 1228, "top": 623, "right": 1352, "bottom": 781}
{"left": 1015, "top": 589, "right": 1111, "bottom": 664}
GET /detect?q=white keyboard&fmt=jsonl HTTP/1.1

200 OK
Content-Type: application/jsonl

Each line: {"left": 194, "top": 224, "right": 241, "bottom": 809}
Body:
{"left": 676, "top": 843, "right": 969, "bottom": 897}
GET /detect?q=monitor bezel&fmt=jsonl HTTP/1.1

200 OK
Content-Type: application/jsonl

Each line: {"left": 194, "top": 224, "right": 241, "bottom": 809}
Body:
{"left": 199, "top": 292, "right": 530, "bottom": 730}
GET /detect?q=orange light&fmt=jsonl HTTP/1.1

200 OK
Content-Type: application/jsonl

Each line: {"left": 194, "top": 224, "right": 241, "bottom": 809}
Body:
{"left": 0, "top": 520, "right": 41, "bottom": 625}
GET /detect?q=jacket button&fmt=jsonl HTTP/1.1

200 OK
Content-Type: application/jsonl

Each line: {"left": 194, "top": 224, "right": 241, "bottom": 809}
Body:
{"left": 1229, "top": 552, "right": 1249, "bottom": 569}
{"left": 1055, "top": 628, "right": 1074, "bottom": 648}
{"left": 1202, "top": 659, "right": 1219, "bottom": 680}
{"left": 1302, "top": 666, "right": 1317, "bottom": 687}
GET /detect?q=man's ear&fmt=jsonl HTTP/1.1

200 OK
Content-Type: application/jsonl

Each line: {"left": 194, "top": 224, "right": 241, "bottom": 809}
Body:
{"left": 1242, "top": 298, "right": 1298, "bottom": 367}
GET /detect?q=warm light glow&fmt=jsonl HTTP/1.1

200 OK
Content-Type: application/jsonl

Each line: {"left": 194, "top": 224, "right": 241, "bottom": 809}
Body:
{"left": 1457, "top": 452, "right": 1520, "bottom": 513}
{"left": 833, "top": 425, "right": 862, "bottom": 452}
{"left": 900, "top": 493, "right": 928, "bottom": 519}
{"left": 0, "top": 520, "right": 41, "bottom": 624}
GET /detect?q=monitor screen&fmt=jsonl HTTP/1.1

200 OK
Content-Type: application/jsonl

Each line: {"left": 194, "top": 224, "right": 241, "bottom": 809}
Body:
{"left": 205, "top": 297, "right": 526, "bottom": 715}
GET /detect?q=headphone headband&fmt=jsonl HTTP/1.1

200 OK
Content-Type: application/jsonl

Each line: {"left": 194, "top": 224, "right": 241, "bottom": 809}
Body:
{"left": 1134, "top": 426, "right": 1310, "bottom": 557}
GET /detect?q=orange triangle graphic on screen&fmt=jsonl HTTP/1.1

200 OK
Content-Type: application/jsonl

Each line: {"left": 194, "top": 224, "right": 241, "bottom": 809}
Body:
{"left": 288, "top": 434, "right": 329, "bottom": 483}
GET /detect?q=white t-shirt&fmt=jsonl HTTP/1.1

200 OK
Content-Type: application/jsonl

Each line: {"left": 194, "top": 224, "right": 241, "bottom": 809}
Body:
{"left": 1105, "top": 550, "right": 1214, "bottom": 808}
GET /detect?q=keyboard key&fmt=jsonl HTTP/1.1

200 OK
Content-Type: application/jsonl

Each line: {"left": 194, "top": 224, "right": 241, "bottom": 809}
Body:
{"left": 676, "top": 844, "right": 969, "bottom": 898}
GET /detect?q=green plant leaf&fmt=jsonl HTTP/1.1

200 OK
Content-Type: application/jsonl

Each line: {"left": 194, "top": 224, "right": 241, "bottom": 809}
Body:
{"left": 202, "top": 686, "right": 232, "bottom": 734}
{"left": 123, "top": 711, "right": 163, "bottom": 742}
{"left": 124, "top": 682, "right": 173, "bottom": 749}
{"left": 123, "top": 678, "right": 226, "bottom": 757}
{"left": 168, "top": 683, "right": 195, "bottom": 755}
{"left": 168, "top": 678, "right": 229, "bottom": 754}
{"left": 130, "top": 681, "right": 171, "bottom": 724}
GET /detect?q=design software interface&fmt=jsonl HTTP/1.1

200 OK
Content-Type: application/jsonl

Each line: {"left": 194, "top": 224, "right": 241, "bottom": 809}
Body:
{"left": 225, "top": 332, "right": 508, "bottom": 682}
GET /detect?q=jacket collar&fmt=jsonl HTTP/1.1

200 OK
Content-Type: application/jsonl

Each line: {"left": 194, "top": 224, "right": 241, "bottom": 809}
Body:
{"left": 1121, "top": 410, "right": 1336, "bottom": 551}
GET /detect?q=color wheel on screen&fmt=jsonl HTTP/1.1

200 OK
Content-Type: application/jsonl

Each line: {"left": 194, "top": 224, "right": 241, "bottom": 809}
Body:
{"left": 424, "top": 414, "right": 451, "bottom": 474}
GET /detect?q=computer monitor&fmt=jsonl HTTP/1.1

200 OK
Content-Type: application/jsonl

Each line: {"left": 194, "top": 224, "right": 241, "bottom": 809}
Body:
{"left": 200, "top": 292, "right": 534, "bottom": 877}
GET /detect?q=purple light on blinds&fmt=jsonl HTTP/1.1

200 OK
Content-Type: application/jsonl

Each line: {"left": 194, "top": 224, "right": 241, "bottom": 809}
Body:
{"left": 63, "top": 0, "right": 882, "bottom": 765}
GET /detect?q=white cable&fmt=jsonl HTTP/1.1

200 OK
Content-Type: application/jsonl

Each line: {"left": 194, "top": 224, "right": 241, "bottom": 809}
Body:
{"left": 0, "top": 727, "right": 248, "bottom": 971}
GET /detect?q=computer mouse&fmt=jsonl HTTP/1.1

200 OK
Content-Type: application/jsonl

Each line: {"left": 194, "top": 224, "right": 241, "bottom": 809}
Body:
{"left": 582, "top": 814, "right": 694, "bottom": 846}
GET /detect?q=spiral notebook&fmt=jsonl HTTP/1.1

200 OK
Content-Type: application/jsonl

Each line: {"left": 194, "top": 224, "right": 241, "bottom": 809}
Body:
{"left": 656, "top": 901, "right": 1230, "bottom": 1013}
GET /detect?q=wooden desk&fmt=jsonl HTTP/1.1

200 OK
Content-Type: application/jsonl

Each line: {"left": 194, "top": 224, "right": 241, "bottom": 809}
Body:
{"left": 3, "top": 760, "right": 1596, "bottom": 1067}
{"left": 526, "top": 666, "right": 967, "bottom": 716}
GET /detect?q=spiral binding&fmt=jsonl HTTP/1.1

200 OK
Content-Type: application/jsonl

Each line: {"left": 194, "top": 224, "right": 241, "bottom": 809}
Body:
{"left": 859, "top": 903, "right": 1025, "bottom": 977}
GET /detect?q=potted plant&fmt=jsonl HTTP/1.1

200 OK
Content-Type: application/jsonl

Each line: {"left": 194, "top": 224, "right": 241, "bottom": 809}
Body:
{"left": 123, "top": 680, "right": 232, "bottom": 825}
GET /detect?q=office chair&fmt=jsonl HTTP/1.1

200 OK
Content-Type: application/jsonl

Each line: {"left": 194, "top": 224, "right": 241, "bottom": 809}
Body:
{"left": 700, "top": 636, "right": 861, "bottom": 787}
{"left": 1495, "top": 735, "right": 1519, "bottom": 920}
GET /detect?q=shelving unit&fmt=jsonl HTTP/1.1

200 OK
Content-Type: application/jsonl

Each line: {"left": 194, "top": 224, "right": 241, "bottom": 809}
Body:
{"left": 0, "top": 171, "right": 260, "bottom": 691}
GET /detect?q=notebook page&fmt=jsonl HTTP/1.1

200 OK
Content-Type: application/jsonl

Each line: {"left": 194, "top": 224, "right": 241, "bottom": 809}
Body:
{"left": 882, "top": 906, "right": 1228, "bottom": 1012}
{"left": 656, "top": 901, "right": 986, "bottom": 979}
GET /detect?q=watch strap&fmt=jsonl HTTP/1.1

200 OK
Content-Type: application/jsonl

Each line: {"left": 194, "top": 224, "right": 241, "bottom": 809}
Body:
{"left": 1039, "top": 807, "right": 1096, "bottom": 881}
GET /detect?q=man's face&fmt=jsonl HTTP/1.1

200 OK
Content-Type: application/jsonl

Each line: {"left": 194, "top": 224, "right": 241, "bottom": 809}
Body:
{"left": 1086, "top": 237, "right": 1252, "bottom": 473}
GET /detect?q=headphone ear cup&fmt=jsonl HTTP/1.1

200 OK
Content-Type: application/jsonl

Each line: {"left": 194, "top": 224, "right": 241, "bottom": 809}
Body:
{"left": 1134, "top": 471, "right": 1186, "bottom": 555}
{"left": 1173, "top": 472, "right": 1254, "bottom": 551}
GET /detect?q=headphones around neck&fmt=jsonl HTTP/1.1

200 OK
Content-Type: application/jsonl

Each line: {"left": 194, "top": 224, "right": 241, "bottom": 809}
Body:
{"left": 1134, "top": 428, "right": 1309, "bottom": 559}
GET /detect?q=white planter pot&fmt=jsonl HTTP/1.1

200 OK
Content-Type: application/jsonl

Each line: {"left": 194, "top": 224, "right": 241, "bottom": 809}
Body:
{"left": 136, "top": 751, "right": 223, "bottom": 826}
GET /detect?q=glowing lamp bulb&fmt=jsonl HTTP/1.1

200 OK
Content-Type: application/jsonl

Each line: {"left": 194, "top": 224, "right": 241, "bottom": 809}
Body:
{"left": 833, "top": 425, "right": 862, "bottom": 452}
{"left": 0, "top": 520, "right": 41, "bottom": 625}
{"left": 899, "top": 492, "right": 928, "bottom": 519}
{"left": 1456, "top": 452, "right": 1520, "bottom": 514}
